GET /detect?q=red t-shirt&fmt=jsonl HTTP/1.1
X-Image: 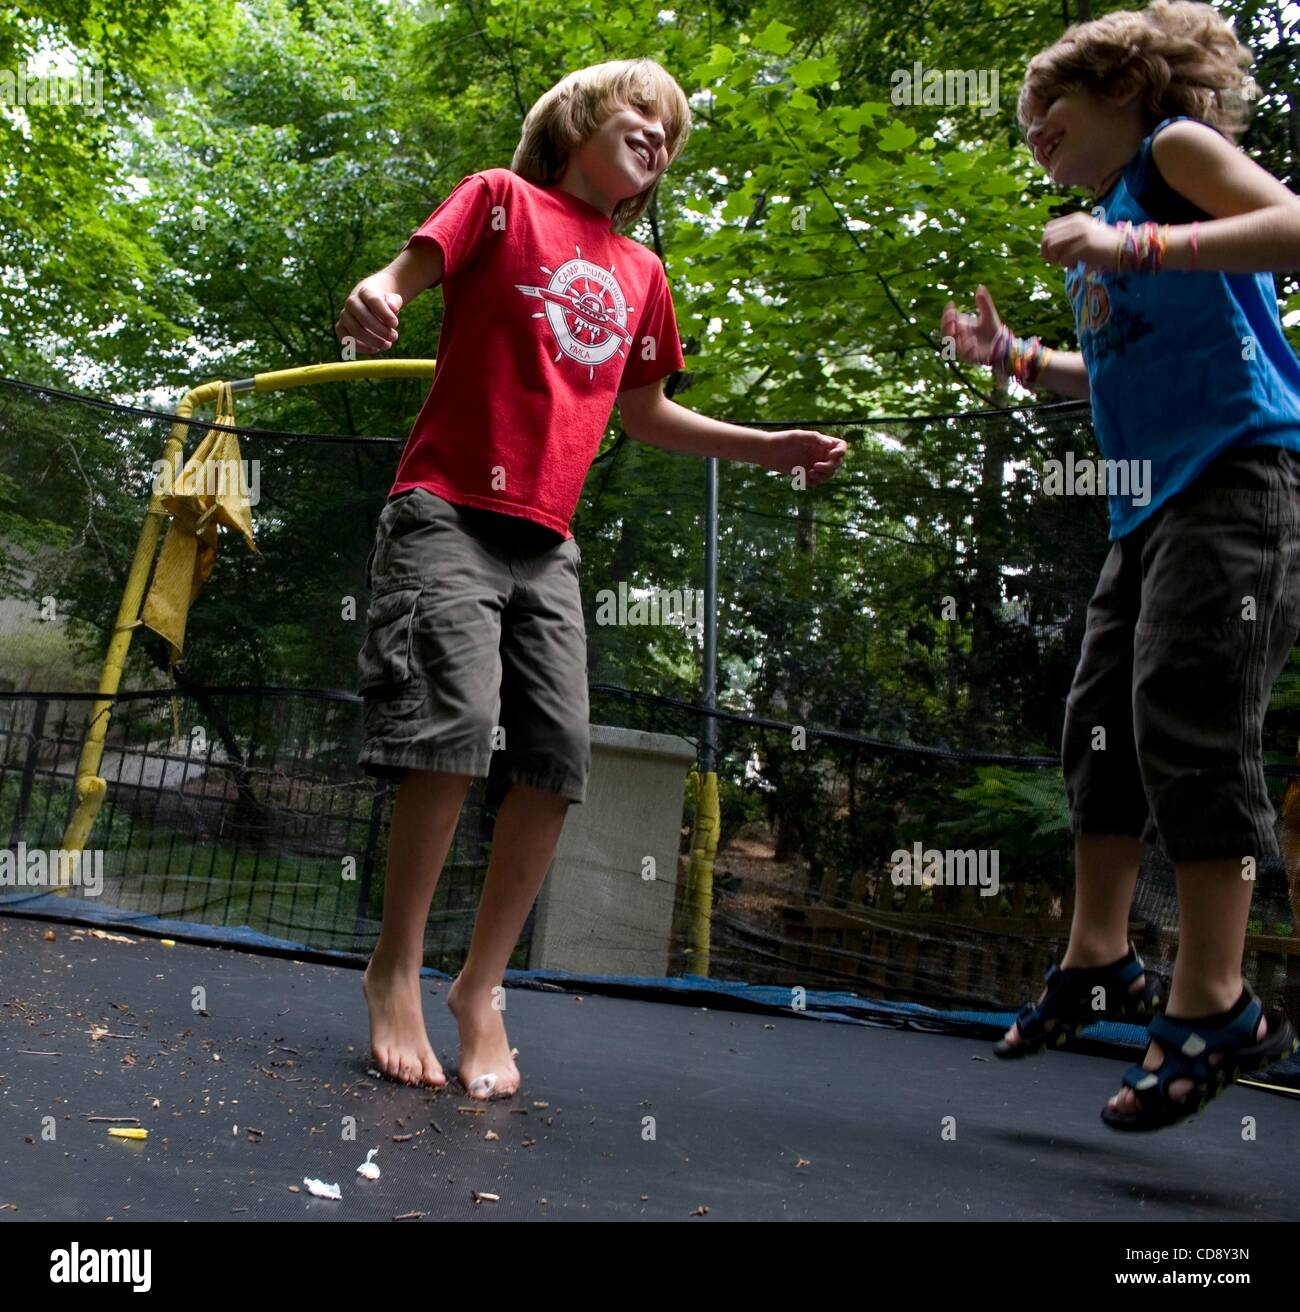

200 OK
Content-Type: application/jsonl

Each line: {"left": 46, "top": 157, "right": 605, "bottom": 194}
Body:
{"left": 390, "top": 167, "right": 685, "bottom": 537}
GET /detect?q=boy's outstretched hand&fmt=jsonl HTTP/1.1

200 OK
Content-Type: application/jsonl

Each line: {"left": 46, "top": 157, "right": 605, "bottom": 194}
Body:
{"left": 760, "top": 430, "right": 847, "bottom": 486}
{"left": 335, "top": 278, "right": 403, "bottom": 354}
{"left": 941, "top": 284, "right": 1006, "bottom": 380}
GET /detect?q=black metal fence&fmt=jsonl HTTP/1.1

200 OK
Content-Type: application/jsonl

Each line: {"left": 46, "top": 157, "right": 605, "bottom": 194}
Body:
{"left": 0, "top": 688, "right": 495, "bottom": 963}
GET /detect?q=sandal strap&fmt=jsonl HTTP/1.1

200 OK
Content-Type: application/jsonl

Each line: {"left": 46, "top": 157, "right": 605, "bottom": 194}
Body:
{"left": 1123, "top": 990, "right": 1262, "bottom": 1101}
{"left": 1015, "top": 949, "right": 1153, "bottom": 1040}
{"left": 1149, "top": 991, "right": 1262, "bottom": 1056}
{"left": 1013, "top": 964, "right": 1066, "bottom": 1039}
{"left": 1015, "top": 1000, "right": 1040, "bottom": 1028}
{"left": 1110, "top": 955, "right": 1148, "bottom": 990}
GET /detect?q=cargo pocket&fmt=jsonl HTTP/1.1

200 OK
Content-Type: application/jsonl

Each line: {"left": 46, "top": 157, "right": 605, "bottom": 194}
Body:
{"left": 356, "top": 586, "right": 422, "bottom": 695}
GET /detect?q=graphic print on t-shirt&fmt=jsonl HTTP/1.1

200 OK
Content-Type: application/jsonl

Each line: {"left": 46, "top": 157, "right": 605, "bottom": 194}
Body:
{"left": 1065, "top": 263, "right": 1154, "bottom": 364}
{"left": 515, "top": 246, "right": 635, "bottom": 381}
{"left": 392, "top": 169, "right": 686, "bottom": 534}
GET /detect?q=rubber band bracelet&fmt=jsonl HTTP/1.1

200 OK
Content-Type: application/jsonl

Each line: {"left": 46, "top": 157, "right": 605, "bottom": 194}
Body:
{"left": 991, "top": 324, "right": 1053, "bottom": 386}
{"left": 1115, "top": 220, "right": 1169, "bottom": 273}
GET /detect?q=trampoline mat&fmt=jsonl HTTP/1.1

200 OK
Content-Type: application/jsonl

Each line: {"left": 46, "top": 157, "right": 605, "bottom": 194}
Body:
{"left": 2, "top": 913, "right": 1298, "bottom": 1222}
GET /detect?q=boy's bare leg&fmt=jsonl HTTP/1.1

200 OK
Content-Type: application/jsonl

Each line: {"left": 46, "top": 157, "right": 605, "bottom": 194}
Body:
{"left": 1107, "top": 856, "right": 1260, "bottom": 1113}
{"left": 1002, "top": 833, "right": 1145, "bottom": 1047}
{"left": 363, "top": 769, "right": 472, "bottom": 1086}
{"left": 448, "top": 783, "right": 570, "bottom": 1099}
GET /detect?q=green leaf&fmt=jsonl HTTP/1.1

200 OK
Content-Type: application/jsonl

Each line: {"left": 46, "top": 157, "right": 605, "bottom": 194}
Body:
{"left": 789, "top": 57, "right": 839, "bottom": 90}
{"left": 751, "top": 20, "right": 794, "bottom": 55}
{"left": 876, "top": 121, "right": 917, "bottom": 153}
{"left": 978, "top": 173, "right": 1023, "bottom": 196}
{"left": 690, "top": 43, "right": 735, "bottom": 83}
{"left": 836, "top": 103, "right": 887, "bottom": 132}
{"left": 846, "top": 159, "right": 884, "bottom": 184}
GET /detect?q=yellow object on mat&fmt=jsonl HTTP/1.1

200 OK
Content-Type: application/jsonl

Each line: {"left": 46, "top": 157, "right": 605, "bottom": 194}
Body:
{"left": 139, "top": 383, "right": 257, "bottom": 665}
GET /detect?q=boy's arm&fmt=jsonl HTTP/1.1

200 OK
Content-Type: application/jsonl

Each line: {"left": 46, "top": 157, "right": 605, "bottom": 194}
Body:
{"left": 1153, "top": 121, "right": 1300, "bottom": 273}
{"left": 618, "top": 383, "right": 847, "bottom": 486}
{"left": 1035, "top": 350, "right": 1091, "bottom": 400}
{"left": 1041, "top": 122, "right": 1300, "bottom": 277}
{"left": 334, "top": 244, "right": 445, "bottom": 354}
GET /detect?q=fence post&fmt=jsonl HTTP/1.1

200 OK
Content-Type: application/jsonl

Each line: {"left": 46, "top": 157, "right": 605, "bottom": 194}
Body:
{"left": 8, "top": 699, "right": 48, "bottom": 849}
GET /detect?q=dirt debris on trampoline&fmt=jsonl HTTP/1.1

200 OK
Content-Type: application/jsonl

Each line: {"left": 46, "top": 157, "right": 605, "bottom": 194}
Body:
{"left": 3, "top": 912, "right": 1300, "bottom": 1222}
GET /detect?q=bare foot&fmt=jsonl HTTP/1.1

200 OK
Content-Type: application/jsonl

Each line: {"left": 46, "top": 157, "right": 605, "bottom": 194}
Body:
{"left": 1002, "top": 959, "right": 1150, "bottom": 1050}
{"left": 1106, "top": 1011, "right": 1266, "bottom": 1115}
{"left": 447, "top": 974, "right": 519, "bottom": 1100}
{"left": 361, "top": 952, "right": 447, "bottom": 1088}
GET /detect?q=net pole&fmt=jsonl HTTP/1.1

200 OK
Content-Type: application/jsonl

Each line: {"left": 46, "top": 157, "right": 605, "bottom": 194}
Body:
{"left": 59, "top": 381, "right": 227, "bottom": 863}
{"left": 682, "top": 456, "right": 721, "bottom": 974}
{"left": 702, "top": 456, "right": 719, "bottom": 773}
{"left": 57, "top": 361, "right": 438, "bottom": 862}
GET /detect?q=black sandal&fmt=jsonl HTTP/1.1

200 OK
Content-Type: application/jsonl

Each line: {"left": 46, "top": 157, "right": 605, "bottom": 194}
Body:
{"left": 1101, "top": 985, "right": 1299, "bottom": 1132}
{"left": 994, "top": 945, "right": 1164, "bottom": 1059}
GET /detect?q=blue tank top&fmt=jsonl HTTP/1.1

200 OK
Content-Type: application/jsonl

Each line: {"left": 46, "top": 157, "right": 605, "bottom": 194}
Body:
{"left": 1065, "top": 115, "right": 1300, "bottom": 539}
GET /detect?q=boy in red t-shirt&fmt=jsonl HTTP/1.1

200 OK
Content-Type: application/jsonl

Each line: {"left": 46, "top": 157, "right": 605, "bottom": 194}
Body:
{"left": 336, "top": 58, "right": 846, "bottom": 1098}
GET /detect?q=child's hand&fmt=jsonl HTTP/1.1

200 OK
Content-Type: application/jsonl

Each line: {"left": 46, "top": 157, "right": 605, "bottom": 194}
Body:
{"left": 1040, "top": 212, "right": 1118, "bottom": 272}
{"left": 941, "top": 285, "right": 1006, "bottom": 381}
{"left": 762, "top": 430, "right": 847, "bottom": 486}
{"left": 335, "top": 278, "right": 403, "bottom": 354}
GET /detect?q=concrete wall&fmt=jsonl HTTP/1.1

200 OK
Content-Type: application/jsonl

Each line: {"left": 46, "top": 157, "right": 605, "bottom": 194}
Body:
{"left": 529, "top": 724, "right": 697, "bottom": 977}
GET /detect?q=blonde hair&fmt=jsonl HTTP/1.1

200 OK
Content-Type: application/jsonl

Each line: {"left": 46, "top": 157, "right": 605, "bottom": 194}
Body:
{"left": 510, "top": 58, "right": 692, "bottom": 233}
{"left": 1017, "top": 1, "right": 1256, "bottom": 141}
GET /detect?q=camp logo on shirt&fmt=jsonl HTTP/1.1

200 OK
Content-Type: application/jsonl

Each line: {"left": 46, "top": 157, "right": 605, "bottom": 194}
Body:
{"left": 514, "top": 247, "right": 635, "bottom": 380}
{"left": 1065, "top": 264, "right": 1155, "bottom": 364}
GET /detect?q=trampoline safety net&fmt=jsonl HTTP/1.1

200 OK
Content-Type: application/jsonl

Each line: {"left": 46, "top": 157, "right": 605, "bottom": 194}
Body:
{"left": 2, "top": 374, "right": 1298, "bottom": 1056}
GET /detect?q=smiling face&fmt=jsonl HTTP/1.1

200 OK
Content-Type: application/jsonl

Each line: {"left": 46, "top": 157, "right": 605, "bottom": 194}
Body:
{"left": 1024, "top": 85, "right": 1149, "bottom": 198}
{"left": 560, "top": 102, "right": 668, "bottom": 215}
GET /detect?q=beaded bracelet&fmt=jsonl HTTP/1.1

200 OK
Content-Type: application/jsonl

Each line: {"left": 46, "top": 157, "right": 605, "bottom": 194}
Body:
{"left": 1114, "top": 220, "right": 1170, "bottom": 272}
{"left": 991, "top": 324, "right": 1054, "bottom": 386}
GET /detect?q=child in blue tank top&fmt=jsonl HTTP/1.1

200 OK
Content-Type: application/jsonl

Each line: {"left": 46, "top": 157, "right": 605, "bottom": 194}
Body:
{"left": 942, "top": 0, "right": 1300, "bottom": 1130}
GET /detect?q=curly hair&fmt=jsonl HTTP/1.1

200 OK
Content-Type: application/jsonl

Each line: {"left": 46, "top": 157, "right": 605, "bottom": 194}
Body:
{"left": 1017, "top": 1, "right": 1257, "bottom": 141}
{"left": 510, "top": 58, "right": 692, "bottom": 234}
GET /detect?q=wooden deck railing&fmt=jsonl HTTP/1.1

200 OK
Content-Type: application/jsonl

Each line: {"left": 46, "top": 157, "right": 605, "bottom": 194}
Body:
{"left": 779, "top": 882, "right": 1300, "bottom": 1016}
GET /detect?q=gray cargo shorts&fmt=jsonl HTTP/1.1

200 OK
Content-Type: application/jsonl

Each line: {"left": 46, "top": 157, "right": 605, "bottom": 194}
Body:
{"left": 356, "top": 488, "right": 590, "bottom": 803}
{"left": 1061, "top": 443, "right": 1300, "bottom": 862}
